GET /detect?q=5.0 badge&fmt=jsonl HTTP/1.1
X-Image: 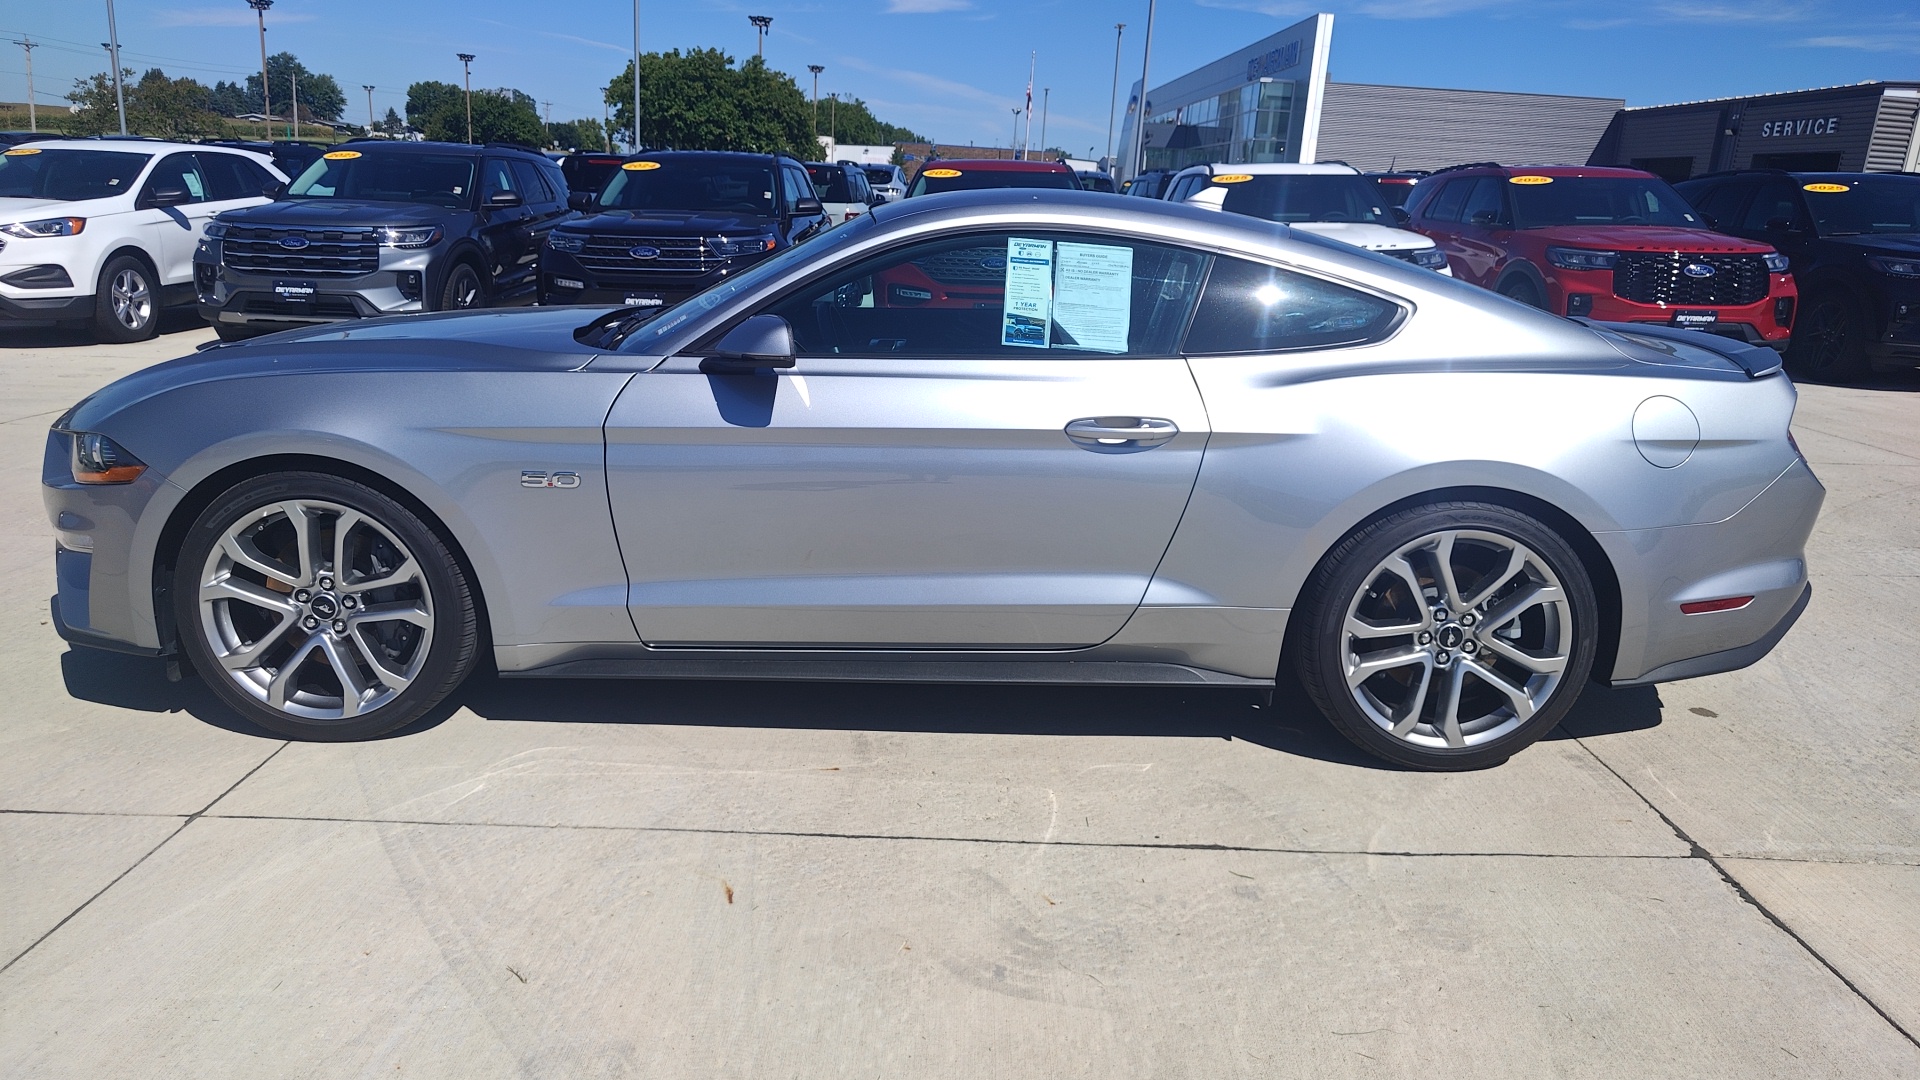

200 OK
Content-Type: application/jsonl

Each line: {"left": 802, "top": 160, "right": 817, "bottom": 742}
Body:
{"left": 520, "top": 471, "right": 581, "bottom": 489}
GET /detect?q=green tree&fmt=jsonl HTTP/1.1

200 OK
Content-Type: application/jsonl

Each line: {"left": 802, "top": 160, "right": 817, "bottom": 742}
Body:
{"left": 547, "top": 117, "right": 606, "bottom": 152}
{"left": 819, "top": 96, "right": 925, "bottom": 146}
{"left": 379, "top": 106, "right": 407, "bottom": 137}
{"left": 208, "top": 79, "right": 249, "bottom": 116}
{"left": 65, "top": 67, "right": 226, "bottom": 139}
{"left": 246, "top": 52, "right": 345, "bottom": 121}
{"left": 405, "top": 80, "right": 542, "bottom": 144}
{"left": 605, "top": 49, "right": 815, "bottom": 159}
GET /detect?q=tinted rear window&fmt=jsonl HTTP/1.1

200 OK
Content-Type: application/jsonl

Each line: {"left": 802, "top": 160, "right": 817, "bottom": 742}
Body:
{"left": 806, "top": 164, "right": 855, "bottom": 202}
{"left": 909, "top": 168, "right": 1079, "bottom": 197}
{"left": 1184, "top": 256, "right": 1401, "bottom": 355}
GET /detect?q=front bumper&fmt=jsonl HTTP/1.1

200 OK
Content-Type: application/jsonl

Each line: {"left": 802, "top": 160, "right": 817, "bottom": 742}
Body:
{"left": 1550, "top": 266, "right": 1795, "bottom": 349}
{"left": 195, "top": 244, "right": 433, "bottom": 329}
{"left": 539, "top": 248, "right": 763, "bottom": 308}
{"left": 0, "top": 291, "right": 91, "bottom": 322}
{"left": 1869, "top": 294, "right": 1920, "bottom": 365}
{"left": 43, "top": 428, "right": 173, "bottom": 653}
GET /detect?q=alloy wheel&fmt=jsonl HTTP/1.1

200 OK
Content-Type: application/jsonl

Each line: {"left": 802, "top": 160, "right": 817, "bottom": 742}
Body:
{"left": 196, "top": 499, "right": 433, "bottom": 721}
{"left": 111, "top": 268, "right": 152, "bottom": 330}
{"left": 1341, "top": 529, "right": 1572, "bottom": 750}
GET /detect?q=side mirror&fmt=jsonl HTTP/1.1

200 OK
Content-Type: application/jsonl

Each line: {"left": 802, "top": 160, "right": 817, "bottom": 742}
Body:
{"left": 1390, "top": 206, "right": 1411, "bottom": 226}
{"left": 700, "top": 314, "right": 796, "bottom": 374}
{"left": 567, "top": 191, "right": 597, "bottom": 212}
{"left": 869, "top": 191, "right": 886, "bottom": 207}
{"left": 262, "top": 180, "right": 288, "bottom": 199}
{"left": 792, "top": 196, "right": 825, "bottom": 218}
{"left": 147, "top": 186, "right": 191, "bottom": 208}
{"left": 1469, "top": 209, "right": 1500, "bottom": 227}
{"left": 487, "top": 190, "right": 524, "bottom": 208}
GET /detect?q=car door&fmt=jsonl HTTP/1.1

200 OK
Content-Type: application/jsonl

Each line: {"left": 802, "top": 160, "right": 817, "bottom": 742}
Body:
{"left": 479, "top": 156, "right": 535, "bottom": 296}
{"left": 602, "top": 228, "right": 1212, "bottom": 648}
{"left": 1451, "top": 177, "right": 1513, "bottom": 284}
{"left": 1412, "top": 178, "right": 1475, "bottom": 281}
{"left": 1735, "top": 178, "right": 1817, "bottom": 272}
{"left": 781, "top": 162, "right": 826, "bottom": 245}
{"left": 139, "top": 152, "right": 214, "bottom": 286}
{"left": 510, "top": 158, "right": 565, "bottom": 278}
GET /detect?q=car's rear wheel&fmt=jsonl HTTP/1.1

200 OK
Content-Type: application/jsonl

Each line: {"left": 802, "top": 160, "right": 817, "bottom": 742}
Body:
{"left": 1787, "top": 289, "right": 1869, "bottom": 382}
{"left": 1293, "top": 502, "right": 1598, "bottom": 770}
{"left": 436, "top": 261, "right": 485, "bottom": 312}
{"left": 93, "top": 255, "right": 158, "bottom": 342}
{"left": 173, "top": 472, "right": 479, "bottom": 741}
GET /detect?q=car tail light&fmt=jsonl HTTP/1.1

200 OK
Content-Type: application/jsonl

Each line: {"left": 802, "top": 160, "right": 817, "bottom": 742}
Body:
{"left": 844, "top": 209, "right": 860, "bottom": 222}
{"left": 1775, "top": 297, "right": 1795, "bottom": 328}
{"left": 1681, "top": 596, "right": 1754, "bottom": 615}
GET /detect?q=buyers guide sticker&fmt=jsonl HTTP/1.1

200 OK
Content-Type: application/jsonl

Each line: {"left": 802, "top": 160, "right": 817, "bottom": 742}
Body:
{"left": 1052, "top": 242, "right": 1133, "bottom": 353}
{"left": 1001, "top": 238, "right": 1054, "bottom": 349}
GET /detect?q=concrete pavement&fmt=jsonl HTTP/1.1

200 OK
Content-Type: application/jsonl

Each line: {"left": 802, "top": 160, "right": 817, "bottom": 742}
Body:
{"left": 2, "top": 321, "right": 1916, "bottom": 1077}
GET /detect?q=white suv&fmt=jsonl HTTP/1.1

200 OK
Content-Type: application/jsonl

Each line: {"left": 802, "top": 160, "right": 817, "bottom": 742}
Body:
{"left": 0, "top": 139, "right": 285, "bottom": 341}
{"left": 1166, "top": 162, "right": 1450, "bottom": 274}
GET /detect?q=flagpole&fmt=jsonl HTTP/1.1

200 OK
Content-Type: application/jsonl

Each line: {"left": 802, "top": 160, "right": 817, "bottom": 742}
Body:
{"left": 1022, "top": 51, "right": 1034, "bottom": 161}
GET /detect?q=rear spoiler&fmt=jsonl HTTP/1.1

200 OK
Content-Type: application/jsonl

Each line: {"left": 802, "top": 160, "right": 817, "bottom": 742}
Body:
{"left": 1574, "top": 319, "right": 1784, "bottom": 379}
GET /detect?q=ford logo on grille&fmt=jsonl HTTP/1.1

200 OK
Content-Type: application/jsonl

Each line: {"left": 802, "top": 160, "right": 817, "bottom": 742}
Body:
{"left": 981, "top": 256, "right": 1007, "bottom": 270}
{"left": 1682, "top": 262, "right": 1716, "bottom": 279}
{"left": 277, "top": 235, "right": 310, "bottom": 250}
{"left": 628, "top": 245, "right": 660, "bottom": 260}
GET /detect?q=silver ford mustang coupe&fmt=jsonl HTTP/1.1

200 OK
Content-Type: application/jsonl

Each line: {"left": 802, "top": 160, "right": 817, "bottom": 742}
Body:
{"left": 45, "top": 190, "right": 1822, "bottom": 769}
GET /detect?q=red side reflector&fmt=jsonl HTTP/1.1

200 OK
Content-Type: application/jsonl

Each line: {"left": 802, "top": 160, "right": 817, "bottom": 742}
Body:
{"left": 1681, "top": 596, "right": 1754, "bottom": 615}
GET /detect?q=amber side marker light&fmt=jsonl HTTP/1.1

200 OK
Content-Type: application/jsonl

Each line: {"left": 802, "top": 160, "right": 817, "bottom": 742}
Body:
{"left": 1681, "top": 596, "right": 1754, "bottom": 615}
{"left": 71, "top": 432, "right": 146, "bottom": 484}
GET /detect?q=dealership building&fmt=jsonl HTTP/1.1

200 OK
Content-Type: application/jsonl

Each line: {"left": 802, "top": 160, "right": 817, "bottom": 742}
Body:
{"left": 1584, "top": 81, "right": 1920, "bottom": 182}
{"left": 1114, "top": 14, "right": 1622, "bottom": 180}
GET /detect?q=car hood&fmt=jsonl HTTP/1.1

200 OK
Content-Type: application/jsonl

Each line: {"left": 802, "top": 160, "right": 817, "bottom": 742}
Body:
{"left": 219, "top": 199, "right": 464, "bottom": 227}
{"left": 571, "top": 209, "right": 777, "bottom": 235}
{"left": 66, "top": 306, "right": 620, "bottom": 434}
{"left": 1291, "top": 222, "right": 1432, "bottom": 251}
{"left": 1827, "top": 232, "right": 1920, "bottom": 255}
{"left": 1519, "top": 225, "right": 1772, "bottom": 254}
{"left": 0, "top": 194, "right": 128, "bottom": 222}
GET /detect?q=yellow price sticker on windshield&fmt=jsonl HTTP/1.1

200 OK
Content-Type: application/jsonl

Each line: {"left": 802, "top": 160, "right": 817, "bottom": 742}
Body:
{"left": 1211, "top": 174, "right": 1254, "bottom": 184}
{"left": 1509, "top": 175, "right": 1553, "bottom": 185}
{"left": 3, "top": 146, "right": 42, "bottom": 156}
{"left": 923, "top": 168, "right": 962, "bottom": 178}
{"left": 323, "top": 150, "right": 361, "bottom": 160}
{"left": 1802, "top": 182, "right": 1849, "bottom": 193}
{"left": 622, "top": 160, "right": 661, "bottom": 171}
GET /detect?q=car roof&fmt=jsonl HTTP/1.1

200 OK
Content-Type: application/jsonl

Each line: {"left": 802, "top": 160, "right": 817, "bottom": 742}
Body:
{"left": 1445, "top": 164, "right": 1656, "bottom": 180}
{"left": 1, "top": 138, "right": 275, "bottom": 165}
{"left": 1681, "top": 169, "right": 1919, "bottom": 183}
{"left": 626, "top": 149, "right": 783, "bottom": 163}
{"left": 926, "top": 158, "right": 1073, "bottom": 173}
{"left": 1180, "top": 162, "right": 1360, "bottom": 176}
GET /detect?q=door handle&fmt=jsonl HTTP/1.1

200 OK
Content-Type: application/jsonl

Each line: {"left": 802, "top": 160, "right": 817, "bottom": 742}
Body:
{"left": 1064, "top": 416, "right": 1179, "bottom": 448}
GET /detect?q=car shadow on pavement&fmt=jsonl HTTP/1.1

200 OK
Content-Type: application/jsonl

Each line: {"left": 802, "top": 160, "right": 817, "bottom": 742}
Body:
{"left": 59, "top": 645, "right": 1664, "bottom": 769}
{"left": 0, "top": 309, "right": 207, "bottom": 350}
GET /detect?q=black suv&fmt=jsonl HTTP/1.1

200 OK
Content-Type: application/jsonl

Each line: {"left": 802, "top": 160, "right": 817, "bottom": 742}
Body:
{"left": 1676, "top": 169, "right": 1920, "bottom": 378}
{"left": 540, "top": 151, "right": 830, "bottom": 309}
{"left": 195, "top": 140, "right": 574, "bottom": 339}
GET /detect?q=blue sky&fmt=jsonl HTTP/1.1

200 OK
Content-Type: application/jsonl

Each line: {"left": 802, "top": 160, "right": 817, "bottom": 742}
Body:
{"left": 2, "top": 0, "right": 1911, "bottom": 154}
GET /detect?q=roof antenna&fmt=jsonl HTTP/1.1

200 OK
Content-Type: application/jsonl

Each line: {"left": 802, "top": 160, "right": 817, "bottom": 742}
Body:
{"left": 1387, "top": 154, "right": 1396, "bottom": 172}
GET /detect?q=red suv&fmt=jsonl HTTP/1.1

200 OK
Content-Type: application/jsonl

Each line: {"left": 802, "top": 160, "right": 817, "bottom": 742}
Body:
{"left": 1404, "top": 165, "right": 1796, "bottom": 349}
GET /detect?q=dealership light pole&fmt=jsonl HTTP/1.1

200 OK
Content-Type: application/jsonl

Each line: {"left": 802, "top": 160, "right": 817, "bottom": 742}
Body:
{"left": 12, "top": 38, "right": 35, "bottom": 132}
{"left": 808, "top": 64, "right": 823, "bottom": 139}
{"left": 631, "top": 0, "right": 641, "bottom": 152}
{"left": 248, "top": 0, "right": 273, "bottom": 134}
{"left": 1105, "top": 23, "right": 1124, "bottom": 166}
{"left": 363, "top": 84, "right": 375, "bottom": 135}
{"left": 1009, "top": 108, "right": 1018, "bottom": 156}
{"left": 289, "top": 68, "right": 299, "bottom": 139}
{"left": 748, "top": 16, "right": 771, "bottom": 59}
{"left": 457, "top": 53, "right": 475, "bottom": 143}
{"left": 1130, "top": 0, "right": 1157, "bottom": 180}
{"left": 103, "top": 0, "right": 127, "bottom": 135}
{"left": 1039, "top": 87, "right": 1049, "bottom": 158}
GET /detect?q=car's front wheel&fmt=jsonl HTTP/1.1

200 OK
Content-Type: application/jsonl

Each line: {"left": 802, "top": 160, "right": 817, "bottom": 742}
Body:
{"left": 1787, "top": 289, "right": 1869, "bottom": 382}
{"left": 1293, "top": 502, "right": 1598, "bottom": 770}
{"left": 173, "top": 472, "right": 480, "bottom": 741}
{"left": 436, "top": 261, "right": 486, "bottom": 312}
{"left": 93, "top": 255, "right": 158, "bottom": 342}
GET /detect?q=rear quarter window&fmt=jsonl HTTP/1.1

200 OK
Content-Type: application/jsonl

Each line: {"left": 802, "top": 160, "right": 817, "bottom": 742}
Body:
{"left": 1184, "top": 256, "right": 1402, "bottom": 355}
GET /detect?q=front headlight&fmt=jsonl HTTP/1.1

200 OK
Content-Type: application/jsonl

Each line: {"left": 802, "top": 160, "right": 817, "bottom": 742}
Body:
{"left": 1865, "top": 254, "right": 1920, "bottom": 278}
{"left": 1546, "top": 247, "right": 1617, "bottom": 271}
{"left": 375, "top": 225, "right": 442, "bottom": 248}
{"left": 1409, "top": 246, "right": 1449, "bottom": 270}
{"left": 69, "top": 432, "right": 146, "bottom": 485}
{"left": 1, "top": 217, "right": 85, "bottom": 238}
{"left": 203, "top": 221, "right": 229, "bottom": 240}
{"left": 1763, "top": 252, "right": 1791, "bottom": 273}
{"left": 708, "top": 234, "right": 778, "bottom": 258}
{"left": 547, "top": 232, "right": 585, "bottom": 253}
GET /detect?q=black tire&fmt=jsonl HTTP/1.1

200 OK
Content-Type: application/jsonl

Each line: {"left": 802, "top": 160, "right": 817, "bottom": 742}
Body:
{"left": 1787, "top": 289, "right": 1870, "bottom": 382}
{"left": 173, "top": 471, "right": 480, "bottom": 741}
{"left": 1497, "top": 277, "right": 1546, "bottom": 310}
{"left": 93, "top": 254, "right": 159, "bottom": 342}
{"left": 1292, "top": 501, "right": 1599, "bottom": 770}
{"left": 436, "top": 260, "right": 487, "bottom": 312}
{"left": 213, "top": 323, "right": 263, "bottom": 342}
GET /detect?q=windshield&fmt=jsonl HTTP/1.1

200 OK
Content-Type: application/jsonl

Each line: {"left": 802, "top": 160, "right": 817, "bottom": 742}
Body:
{"left": 288, "top": 152, "right": 476, "bottom": 208}
{"left": 0, "top": 148, "right": 150, "bottom": 201}
{"left": 598, "top": 159, "right": 776, "bottom": 215}
{"left": 562, "top": 156, "right": 623, "bottom": 197}
{"left": 908, "top": 167, "right": 1078, "bottom": 197}
{"left": 806, "top": 164, "right": 855, "bottom": 202}
{"left": 1801, "top": 175, "right": 1920, "bottom": 236}
{"left": 1217, "top": 174, "right": 1390, "bottom": 224}
{"left": 1509, "top": 176, "right": 1700, "bottom": 229}
{"left": 614, "top": 215, "right": 874, "bottom": 353}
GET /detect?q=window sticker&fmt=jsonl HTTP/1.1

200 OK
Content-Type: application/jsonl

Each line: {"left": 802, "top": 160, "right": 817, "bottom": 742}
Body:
{"left": 1509, "top": 175, "right": 1553, "bottom": 185}
{"left": 183, "top": 171, "right": 204, "bottom": 198}
{"left": 322, "top": 150, "right": 361, "bottom": 160}
{"left": 1052, "top": 242, "right": 1133, "bottom": 353}
{"left": 1001, "top": 237, "right": 1054, "bottom": 349}
{"left": 622, "top": 160, "right": 661, "bottom": 171}
{"left": 1802, "top": 182, "right": 1849, "bottom": 193}
{"left": 3, "top": 147, "right": 42, "bottom": 156}
{"left": 924, "top": 168, "right": 962, "bottom": 178}
{"left": 1211, "top": 173, "right": 1253, "bottom": 184}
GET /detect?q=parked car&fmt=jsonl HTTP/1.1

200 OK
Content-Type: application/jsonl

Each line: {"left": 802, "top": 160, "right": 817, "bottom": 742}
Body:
{"left": 1676, "top": 169, "right": 1920, "bottom": 379}
{"left": 1364, "top": 169, "right": 1429, "bottom": 208}
{"left": 204, "top": 139, "right": 328, "bottom": 181}
{"left": 1077, "top": 170, "right": 1118, "bottom": 193}
{"left": 558, "top": 152, "right": 626, "bottom": 200}
{"left": 195, "top": 140, "right": 572, "bottom": 340}
{"left": 1166, "top": 162, "right": 1449, "bottom": 272}
{"left": 804, "top": 161, "right": 878, "bottom": 225}
{"left": 1404, "top": 164, "right": 1797, "bottom": 350}
{"left": 0, "top": 139, "right": 284, "bottom": 341}
{"left": 1121, "top": 169, "right": 1177, "bottom": 199}
{"left": 49, "top": 189, "right": 1822, "bottom": 771}
{"left": 861, "top": 163, "right": 907, "bottom": 203}
{"left": 907, "top": 159, "right": 1080, "bottom": 196}
{"left": 540, "top": 150, "right": 830, "bottom": 309}
{"left": 0, "top": 131, "right": 59, "bottom": 148}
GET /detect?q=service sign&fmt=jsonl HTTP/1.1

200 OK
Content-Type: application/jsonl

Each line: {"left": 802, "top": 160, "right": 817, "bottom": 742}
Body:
{"left": 1759, "top": 116, "right": 1840, "bottom": 138}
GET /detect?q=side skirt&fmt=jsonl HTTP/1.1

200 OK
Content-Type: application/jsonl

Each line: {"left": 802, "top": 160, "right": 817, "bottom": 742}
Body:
{"left": 500, "top": 654, "right": 1271, "bottom": 688}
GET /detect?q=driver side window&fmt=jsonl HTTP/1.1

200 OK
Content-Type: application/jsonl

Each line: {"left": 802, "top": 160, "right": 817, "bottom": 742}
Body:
{"left": 146, "top": 153, "right": 207, "bottom": 204}
{"left": 1741, "top": 181, "right": 1804, "bottom": 231}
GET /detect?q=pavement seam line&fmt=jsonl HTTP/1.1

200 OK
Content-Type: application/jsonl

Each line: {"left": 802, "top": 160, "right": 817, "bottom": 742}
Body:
{"left": 199, "top": 812, "right": 1688, "bottom": 858}
{"left": 1576, "top": 739, "right": 1920, "bottom": 1050}
{"left": 0, "top": 742, "right": 290, "bottom": 977}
